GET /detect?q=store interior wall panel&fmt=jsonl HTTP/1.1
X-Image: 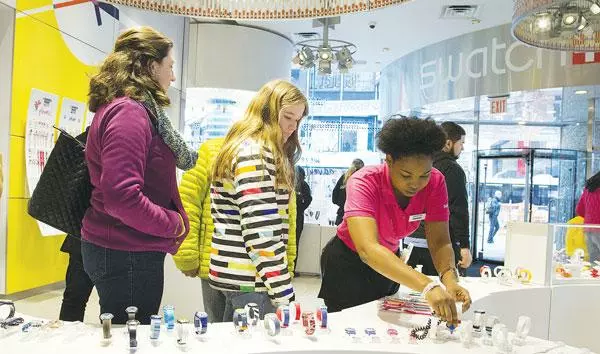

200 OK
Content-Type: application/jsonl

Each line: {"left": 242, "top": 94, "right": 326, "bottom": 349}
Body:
{"left": 0, "top": 1, "right": 15, "bottom": 294}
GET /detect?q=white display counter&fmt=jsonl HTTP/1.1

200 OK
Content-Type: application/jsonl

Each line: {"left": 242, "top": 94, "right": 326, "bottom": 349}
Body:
{"left": 0, "top": 278, "right": 592, "bottom": 353}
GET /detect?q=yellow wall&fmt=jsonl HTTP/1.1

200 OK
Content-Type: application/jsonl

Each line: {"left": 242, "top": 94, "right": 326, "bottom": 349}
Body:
{"left": 7, "top": 2, "right": 96, "bottom": 293}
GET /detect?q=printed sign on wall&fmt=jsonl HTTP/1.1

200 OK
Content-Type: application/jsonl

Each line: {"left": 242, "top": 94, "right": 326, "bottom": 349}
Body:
{"left": 58, "top": 97, "right": 85, "bottom": 137}
{"left": 25, "top": 88, "right": 62, "bottom": 236}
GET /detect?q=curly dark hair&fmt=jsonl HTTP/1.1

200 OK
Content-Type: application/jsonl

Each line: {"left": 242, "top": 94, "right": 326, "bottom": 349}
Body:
{"left": 376, "top": 116, "right": 446, "bottom": 160}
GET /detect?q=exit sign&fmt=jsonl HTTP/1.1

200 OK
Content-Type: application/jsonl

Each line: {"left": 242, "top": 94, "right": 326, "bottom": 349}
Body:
{"left": 490, "top": 96, "right": 507, "bottom": 114}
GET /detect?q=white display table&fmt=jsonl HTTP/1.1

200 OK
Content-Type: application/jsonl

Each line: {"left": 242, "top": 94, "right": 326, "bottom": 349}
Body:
{"left": 0, "top": 278, "right": 591, "bottom": 353}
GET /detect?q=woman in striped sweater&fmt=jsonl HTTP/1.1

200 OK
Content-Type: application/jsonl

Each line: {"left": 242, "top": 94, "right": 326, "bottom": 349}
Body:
{"left": 209, "top": 80, "right": 308, "bottom": 321}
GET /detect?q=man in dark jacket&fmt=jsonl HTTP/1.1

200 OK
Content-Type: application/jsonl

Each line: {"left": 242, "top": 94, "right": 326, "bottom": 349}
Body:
{"left": 405, "top": 122, "right": 472, "bottom": 276}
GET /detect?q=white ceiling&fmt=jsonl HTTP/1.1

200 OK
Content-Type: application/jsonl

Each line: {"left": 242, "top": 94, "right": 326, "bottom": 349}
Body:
{"left": 238, "top": 0, "right": 513, "bottom": 72}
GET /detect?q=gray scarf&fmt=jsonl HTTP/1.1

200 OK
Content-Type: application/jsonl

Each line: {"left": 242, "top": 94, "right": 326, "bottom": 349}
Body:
{"left": 143, "top": 92, "right": 197, "bottom": 171}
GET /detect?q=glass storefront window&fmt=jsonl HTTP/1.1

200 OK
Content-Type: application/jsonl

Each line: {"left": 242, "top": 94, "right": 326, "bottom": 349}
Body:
{"left": 478, "top": 125, "right": 561, "bottom": 150}
{"left": 183, "top": 88, "right": 255, "bottom": 150}
{"left": 397, "top": 86, "right": 594, "bottom": 263}
{"left": 293, "top": 68, "right": 381, "bottom": 225}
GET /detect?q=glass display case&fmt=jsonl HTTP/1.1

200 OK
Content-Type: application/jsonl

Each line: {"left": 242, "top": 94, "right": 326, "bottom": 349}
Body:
{"left": 550, "top": 223, "right": 600, "bottom": 285}
{"left": 505, "top": 222, "right": 600, "bottom": 286}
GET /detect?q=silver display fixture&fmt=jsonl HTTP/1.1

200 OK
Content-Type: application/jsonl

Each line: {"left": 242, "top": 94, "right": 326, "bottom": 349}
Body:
{"left": 513, "top": 0, "right": 600, "bottom": 51}
{"left": 292, "top": 17, "right": 357, "bottom": 75}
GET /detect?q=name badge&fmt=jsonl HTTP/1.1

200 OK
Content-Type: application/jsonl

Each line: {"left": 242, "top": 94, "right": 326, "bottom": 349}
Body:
{"left": 409, "top": 213, "right": 426, "bottom": 222}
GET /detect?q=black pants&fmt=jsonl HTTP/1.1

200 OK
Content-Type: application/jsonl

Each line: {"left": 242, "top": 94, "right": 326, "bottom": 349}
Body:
{"left": 318, "top": 237, "right": 399, "bottom": 313}
{"left": 81, "top": 240, "right": 166, "bottom": 325}
{"left": 406, "top": 245, "right": 466, "bottom": 277}
{"left": 59, "top": 236, "right": 94, "bottom": 322}
{"left": 295, "top": 214, "right": 305, "bottom": 272}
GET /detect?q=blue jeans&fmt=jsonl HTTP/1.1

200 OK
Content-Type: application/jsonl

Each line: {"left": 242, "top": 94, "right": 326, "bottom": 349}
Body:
{"left": 488, "top": 215, "right": 500, "bottom": 241}
{"left": 201, "top": 279, "right": 226, "bottom": 323}
{"left": 218, "top": 289, "right": 275, "bottom": 323}
{"left": 81, "top": 240, "right": 166, "bottom": 325}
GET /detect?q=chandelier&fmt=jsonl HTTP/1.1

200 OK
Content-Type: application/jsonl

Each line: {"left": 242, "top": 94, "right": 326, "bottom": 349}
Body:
{"left": 513, "top": 0, "right": 600, "bottom": 51}
{"left": 104, "top": 0, "right": 409, "bottom": 19}
{"left": 292, "top": 17, "right": 357, "bottom": 75}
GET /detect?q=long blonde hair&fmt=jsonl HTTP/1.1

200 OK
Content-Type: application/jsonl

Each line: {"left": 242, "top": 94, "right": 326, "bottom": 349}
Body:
{"left": 88, "top": 26, "right": 172, "bottom": 112}
{"left": 212, "top": 80, "right": 308, "bottom": 191}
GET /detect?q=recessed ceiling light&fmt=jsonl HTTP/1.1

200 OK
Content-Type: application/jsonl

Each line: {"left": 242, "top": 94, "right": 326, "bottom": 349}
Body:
{"left": 575, "top": 90, "right": 588, "bottom": 95}
{"left": 518, "top": 121, "right": 526, "bottom": 125}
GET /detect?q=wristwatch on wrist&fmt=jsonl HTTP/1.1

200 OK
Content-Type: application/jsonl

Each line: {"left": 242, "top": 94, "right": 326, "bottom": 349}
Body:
{"left": 422, "top": 281, "right": 441, "bottom": 298}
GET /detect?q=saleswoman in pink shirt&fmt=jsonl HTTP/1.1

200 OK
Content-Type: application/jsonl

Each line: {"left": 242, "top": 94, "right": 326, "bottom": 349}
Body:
{"left": 318, "top": 117, "right": 471, "bottom": 325}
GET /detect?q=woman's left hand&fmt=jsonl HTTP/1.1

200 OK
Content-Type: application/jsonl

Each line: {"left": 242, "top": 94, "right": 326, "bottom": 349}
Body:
{"left": 444, "top": 281, "right": 472, "bottom": 313}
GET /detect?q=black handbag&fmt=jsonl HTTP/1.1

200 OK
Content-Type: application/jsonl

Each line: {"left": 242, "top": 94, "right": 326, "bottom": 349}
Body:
{"left": 28, "top": 126, "right": 91, "bottom": 237}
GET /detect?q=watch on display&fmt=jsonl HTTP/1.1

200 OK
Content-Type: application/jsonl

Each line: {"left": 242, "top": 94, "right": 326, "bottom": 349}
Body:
{"left": 21, "top": 321, "right": 43, "bottom": 333}
{"left": 288, "top": 301, "right": 301, "bottom": 323}
{"left": 514, "top": 316, "right": 531, "bottom": 345}
{"left": 0, "top": 300, "right": 15, "bottom": 321}
{"left": 127, "top": 320, "right": 139, "bottom": 348}
{"left": 193, "top": 311, "right": 208, "bottom": 335}
{"left": 150, "top": 314, "right": 161, "bottom": 340}
{"left": 125, "top": 306, "right": 138, "bottom": 321}
{"left": 99, "top": 313, "right": 114, "bottom": 340}
{"left": 276, "top": 305, "right": 290, "bottom": 328}
{"left": 459, "top": 320, "right": 474, "bottom": 346}
{"left": 473, "top": 310, "right": 486, "bottom": 332}
{"left": 316, "top": 305, "right": 328, "bottom": 329}
{"left": 233, "top": 309, "right": 248, "bottom": 333}
{"left": 263, "top": 313, "right": 280, "bottom": 337}
{"left": 163, "top": 305, "right": 175, "bottom": 330}
{"left": 244, "top": 303, "right": 260, "bottom": 327}
{"left": 302, "top": 311, "right": 316, "bottom": 336}
{"left": 176, "top": 319, "right": 190, "bottom": 345}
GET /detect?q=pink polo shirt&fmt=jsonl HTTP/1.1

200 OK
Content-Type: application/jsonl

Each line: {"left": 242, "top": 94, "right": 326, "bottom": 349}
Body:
{"left": 337, "top": 163, "right": 449, "bottom": 252}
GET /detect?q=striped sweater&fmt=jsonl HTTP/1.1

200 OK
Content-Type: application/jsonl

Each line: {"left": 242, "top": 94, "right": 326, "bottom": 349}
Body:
{"left": 209, "top": 139, "right": 294, "bottom": 304}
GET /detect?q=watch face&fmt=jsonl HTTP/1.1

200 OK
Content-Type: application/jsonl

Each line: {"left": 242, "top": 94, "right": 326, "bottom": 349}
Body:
{"left": 0, "top": 301, "right": 15, "bottom": 320}
{"left": 52, "top": 0, "right": 120, "bottom": 65}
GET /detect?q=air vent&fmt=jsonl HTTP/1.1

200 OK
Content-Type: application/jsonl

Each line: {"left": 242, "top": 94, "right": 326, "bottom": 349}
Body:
{"left": 441, "top": 5, "right": 480, "bottom": 19}
{"left": 295, "top": 32, "right": 319, "bottom": 39}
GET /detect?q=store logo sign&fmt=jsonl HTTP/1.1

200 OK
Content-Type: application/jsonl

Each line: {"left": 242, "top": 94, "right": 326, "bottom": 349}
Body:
{"left": 420, "top": 37, "right": 569, "bottom": 93}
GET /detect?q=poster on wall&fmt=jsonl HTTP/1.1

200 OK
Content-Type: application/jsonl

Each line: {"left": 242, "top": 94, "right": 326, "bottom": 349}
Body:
{"left": 25, "top": 88, "right": 62, "bottom": 236}
{"left": 58, "top": 97, "right": 85, "bottom": 137}
{"left": 84, "top": 110, "right": 95, "bottom": 129}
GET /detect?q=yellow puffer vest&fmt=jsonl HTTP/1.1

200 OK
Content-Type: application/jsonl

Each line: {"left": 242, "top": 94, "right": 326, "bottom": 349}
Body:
{"left": 173, "top": 138, "right": 297, "bottom": 278}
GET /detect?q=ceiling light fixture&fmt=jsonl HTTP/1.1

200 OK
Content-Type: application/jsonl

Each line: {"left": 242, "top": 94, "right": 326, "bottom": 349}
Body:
{"left": 293, "top": 17, "right": 357, "bottom": 75}
{"left": 101, "top": 0, "right": 409, "bottom": 19}
{"left": 513, "top": 0, "right": 600, "bottom": 51}
{"left": 575, "top": 90, "right": 589, "bottom": 94}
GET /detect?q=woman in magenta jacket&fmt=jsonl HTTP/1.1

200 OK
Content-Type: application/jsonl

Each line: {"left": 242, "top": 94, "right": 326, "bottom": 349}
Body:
{"left": 81, "top": 27, "right": 197, "bottom": 324}
{"left": 576, "top": 171, "right": 600, "bottom": 263}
